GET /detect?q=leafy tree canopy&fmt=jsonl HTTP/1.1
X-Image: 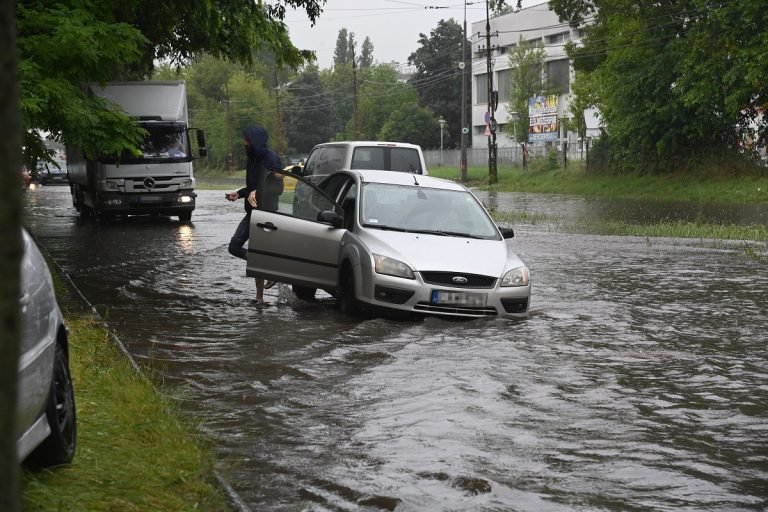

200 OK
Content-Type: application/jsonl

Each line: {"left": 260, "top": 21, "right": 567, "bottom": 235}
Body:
{"left": 408, "top": 18, "right": 470, "bottom": 149}
{"left": 379, "top": 103, "right": 441, "bottom": 149}
{"left": 16, "top": 0, "right": 324, "bottom": 168}
{"left": 552, "top": 0, "right": 768, "bottom": 171}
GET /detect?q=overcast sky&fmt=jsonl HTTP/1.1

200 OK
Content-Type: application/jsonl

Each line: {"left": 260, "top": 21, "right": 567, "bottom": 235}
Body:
{"left": 285, "top": 0, "right": 542, "bottom": 70}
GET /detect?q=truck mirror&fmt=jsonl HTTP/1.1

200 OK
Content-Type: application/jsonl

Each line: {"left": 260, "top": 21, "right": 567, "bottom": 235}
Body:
{"left": 196, "top": 130, "right": 207, "bottom": 157}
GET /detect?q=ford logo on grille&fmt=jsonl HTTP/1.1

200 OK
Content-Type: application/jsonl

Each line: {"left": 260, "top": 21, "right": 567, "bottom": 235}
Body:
{"left": 452, "top": 276, "right": 468, "bottom": 284}
{"left": 143, "top": 177, "right": 156, "bottom": 189}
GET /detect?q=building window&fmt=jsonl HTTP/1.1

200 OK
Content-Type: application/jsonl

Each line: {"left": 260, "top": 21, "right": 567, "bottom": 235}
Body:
{"left": 526, "top": 37, "right": 542, "bottom": 47}
{"left": 497, "top": 69, "right": 512, "bottom": 102}
{"left": 476, "top": 73, "right": 488, "bottom": 105}
{"left": 546, "top": 59, "right": 569, "bottom": 94}
{"left": 546, "top": 32, "right": 570, "bottom": 45}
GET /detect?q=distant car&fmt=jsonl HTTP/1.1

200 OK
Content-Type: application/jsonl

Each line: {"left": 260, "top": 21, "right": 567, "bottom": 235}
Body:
{"left": 21, "top": 166, "right": 31, "bottom": 189}
{"left": 17, "top": 228, "right": 77, "bottom": 468}
{"left": 246, "top": 169, "right": 530, "bottom": 319}
{"left": 37, "top": 162, "right": 68, "bottom": 185}
{"left": 296, "top": 141, "right": 428, "bottom": 184}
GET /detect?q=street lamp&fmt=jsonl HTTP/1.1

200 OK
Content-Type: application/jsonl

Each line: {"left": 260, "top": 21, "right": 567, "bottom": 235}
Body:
{"left": 439, "top": 116, "right": 446, "bottom": 166}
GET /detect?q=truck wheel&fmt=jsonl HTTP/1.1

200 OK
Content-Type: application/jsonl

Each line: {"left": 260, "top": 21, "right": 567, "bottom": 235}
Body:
{"left": 26, "top": 343, "right": 77, "bottom": 468}
{"left": 178, "top": 211, "right": 192, "bottom": 222}
{"left": 292, "top": 285, "right": 316, "bottom": 301}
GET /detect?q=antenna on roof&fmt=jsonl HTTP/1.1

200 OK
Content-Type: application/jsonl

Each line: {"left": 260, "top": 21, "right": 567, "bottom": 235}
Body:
{"left": 413, "top": 174, "right": 419, "bottom": 186}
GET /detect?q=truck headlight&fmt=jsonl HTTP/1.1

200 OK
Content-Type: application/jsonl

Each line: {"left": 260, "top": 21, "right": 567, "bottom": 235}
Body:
{"left": 501, "top": 266, "right": 529, "bottom": 287}
{"left": 374, "top": 254, "right": 414, "bottom": 279}
{"left": 179, "top": 195, "right": 193, "bottom": 203}
{"left": 105, "top": 181, "right": 118, "bottom": 191}
{"left": 179, "top": 179, "right": 192, "bottom": 189}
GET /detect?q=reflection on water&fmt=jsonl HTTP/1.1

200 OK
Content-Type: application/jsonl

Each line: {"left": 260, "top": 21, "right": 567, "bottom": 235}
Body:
{"left": 24, "top": 187, "right": 768, "bottom": 511}
{"left": 475, "top": 190, "right": 768, "bottom": 227}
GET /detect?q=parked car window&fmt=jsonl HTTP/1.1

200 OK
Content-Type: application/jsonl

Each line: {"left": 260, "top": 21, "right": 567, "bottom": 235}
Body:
{"left": 351, "top": 147, "right": 423, "bottom": 173}
{"left": 282, "top": 171, "right": 339, "bottom": 222}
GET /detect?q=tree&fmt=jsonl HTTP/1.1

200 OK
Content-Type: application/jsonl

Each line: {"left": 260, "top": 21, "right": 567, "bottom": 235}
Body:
{"left": 283, "top": 65, "right": 334, "bottom": 153}
{"left": 379, "top": 103, "right": 441, "bottom": 149}
{"left": 408, "top": 19, "right": 470, "bottom": 149}
{"left": 16, "top": 0, "right": 323, "bottom": 170}
{"left": 360, "top": 37, "right": 374, "bottom": 69}
{"left": 1, "top": 2, "right": 24, "bottom": 511}
{"left": 551, "top": 0, "right": 768, "bottom": 171}
{"left": 334, "top": 28, "right": 350, "bottom": 67}
{"left": 506, "top": 37, "right": 546, "bottom": 144}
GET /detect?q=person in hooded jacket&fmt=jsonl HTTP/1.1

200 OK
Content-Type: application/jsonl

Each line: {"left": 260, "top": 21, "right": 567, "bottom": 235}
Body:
{"left": 226, "top": 125, "right": 282, "bottom": 303}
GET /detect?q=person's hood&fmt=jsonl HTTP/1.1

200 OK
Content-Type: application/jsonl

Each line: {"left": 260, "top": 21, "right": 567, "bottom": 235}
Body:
{"left": 243, "top": 125, "right": 268, "bottom": 150}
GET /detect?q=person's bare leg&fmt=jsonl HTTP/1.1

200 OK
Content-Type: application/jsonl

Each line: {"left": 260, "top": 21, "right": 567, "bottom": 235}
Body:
{"left": 255, "top": 278, "right": 265, "bottom": 302}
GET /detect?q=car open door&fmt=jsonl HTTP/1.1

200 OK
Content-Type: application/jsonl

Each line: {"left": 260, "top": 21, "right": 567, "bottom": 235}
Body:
{"left": 246, "top": 170, "right": 345, "bottom": 290}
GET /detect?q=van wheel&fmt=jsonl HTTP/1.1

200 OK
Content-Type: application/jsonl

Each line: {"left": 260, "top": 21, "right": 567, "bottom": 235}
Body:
{"left": 292, "top": 285, "right": 316, "bottom": 301}
{"left": 26, "top": 343, "right": 77, "bottom": 468}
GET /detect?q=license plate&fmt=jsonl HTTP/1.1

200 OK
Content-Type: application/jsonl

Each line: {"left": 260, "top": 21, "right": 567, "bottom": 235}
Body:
{"left": 431, "top": 290, "right": 487, "bottom": 306}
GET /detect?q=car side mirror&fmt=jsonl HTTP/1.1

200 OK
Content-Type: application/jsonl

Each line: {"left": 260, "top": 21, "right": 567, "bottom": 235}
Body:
{"left": 317, "top": 210, "right": 342, "bottom": 228}
{"left": 291, "top": 165, "right": 303, "bottom": 176}
{"left": 196, "top": 129, "right": 207, "bottom": 157}
{"left": 500, "top": 227, "right": 515, "bottom": 239}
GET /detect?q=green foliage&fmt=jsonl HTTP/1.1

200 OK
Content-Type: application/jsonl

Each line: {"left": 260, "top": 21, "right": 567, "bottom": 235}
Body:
{"left": 284, "top": 65, "right": 334, "bottom": 153}
{"left": 554, "top": 0, "right": 768, "bottom": 172}
{"left": 16, "top": 0, "right": 322, "bottom": 168}
{"left": 505, "top": 37, "right": 546, "bottom": 144}
{"left": 360, "top": 37, "right": 375, "bottom": 69}
{"left": 407, "top": 19, "right": 470, "bottom": 149}
{"left": 379, "top": 104, "right": 441, "bottom": 148}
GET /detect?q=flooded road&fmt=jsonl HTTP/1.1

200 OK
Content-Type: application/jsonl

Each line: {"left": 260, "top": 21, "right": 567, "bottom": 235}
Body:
{"left": 24, "top": 185, "right": 768, "bottom": 511}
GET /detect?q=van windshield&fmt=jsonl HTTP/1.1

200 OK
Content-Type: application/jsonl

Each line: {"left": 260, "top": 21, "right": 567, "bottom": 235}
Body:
{"left": 351, "top": 147, "right": 423, "bottom": 174}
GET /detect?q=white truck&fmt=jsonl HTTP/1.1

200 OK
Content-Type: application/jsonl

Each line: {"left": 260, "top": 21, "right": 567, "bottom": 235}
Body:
{"left": 67, "top": 81, "right": 206, "bottom": 222}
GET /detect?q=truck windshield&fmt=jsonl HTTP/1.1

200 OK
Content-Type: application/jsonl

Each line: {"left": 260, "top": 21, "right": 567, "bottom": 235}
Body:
{"left": 101, "top": 123, "right": 190, "bottom": 164}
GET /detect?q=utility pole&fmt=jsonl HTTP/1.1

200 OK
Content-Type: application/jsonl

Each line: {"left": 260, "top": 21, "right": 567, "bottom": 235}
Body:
{"left": 225, "top": 83, "right": 233, "bottom": 172}
{"left": 485, "top": 0, "right": 498, "bottom": 183}
{"left": 274, "top": 69, "right": 283, "bottom": 156}
{"left": 460, "top": 0, "right": 468, "bottom": 181}
{"left": 352, "top": 48, "right": 360, "bottom": 140}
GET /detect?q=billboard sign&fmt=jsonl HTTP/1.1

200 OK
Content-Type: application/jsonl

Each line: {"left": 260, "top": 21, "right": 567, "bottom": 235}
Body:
{"left": 528, "top": 95, "right": 559, "bottom": 142}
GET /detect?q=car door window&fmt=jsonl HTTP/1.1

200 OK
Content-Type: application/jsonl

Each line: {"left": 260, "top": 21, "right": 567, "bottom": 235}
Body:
{"left": 265, "top": 170, "right": 341, "bottom": 222}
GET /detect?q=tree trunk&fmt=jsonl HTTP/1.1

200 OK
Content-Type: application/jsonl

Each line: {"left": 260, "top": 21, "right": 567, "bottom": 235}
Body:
{"left": 0, "top": 0, "right": 24, "bottom": 510}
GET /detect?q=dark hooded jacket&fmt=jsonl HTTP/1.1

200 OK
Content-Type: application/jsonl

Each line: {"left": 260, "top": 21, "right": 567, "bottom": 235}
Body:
{"left": 238, "top": 125, "right": 283, "bottom": 213}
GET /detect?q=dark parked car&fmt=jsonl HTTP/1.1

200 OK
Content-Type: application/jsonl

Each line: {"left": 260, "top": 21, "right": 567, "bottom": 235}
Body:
{"left": 16, "top": 228, "right": 77, "bottom": 468}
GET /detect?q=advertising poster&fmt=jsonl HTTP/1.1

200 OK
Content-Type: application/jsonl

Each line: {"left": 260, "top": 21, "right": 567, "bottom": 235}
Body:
{"left": 528, "top": 94, "right": 559, "bottom": 142}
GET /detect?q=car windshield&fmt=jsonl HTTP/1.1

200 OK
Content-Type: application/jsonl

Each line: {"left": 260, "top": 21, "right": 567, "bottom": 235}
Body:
{"left": 361, "top": 183, "right": 500, "bottom": 239}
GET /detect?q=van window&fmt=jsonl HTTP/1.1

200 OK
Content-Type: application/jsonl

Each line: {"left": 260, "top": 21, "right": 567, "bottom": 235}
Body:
{"left": 351, "top": 147, "right": 422, "bottom": 173}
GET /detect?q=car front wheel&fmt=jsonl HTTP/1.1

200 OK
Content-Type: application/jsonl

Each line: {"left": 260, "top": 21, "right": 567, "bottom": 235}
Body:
{"left": 339, "top": 266, "right": 363, "bottom": 317}
{"left": 26, "top": 342, "right": 77, "bottom": 468}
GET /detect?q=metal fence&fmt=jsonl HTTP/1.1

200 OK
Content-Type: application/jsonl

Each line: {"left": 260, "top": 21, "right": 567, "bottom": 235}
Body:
{"left": 423, "top": 144, "right": 590, "bottom": 168}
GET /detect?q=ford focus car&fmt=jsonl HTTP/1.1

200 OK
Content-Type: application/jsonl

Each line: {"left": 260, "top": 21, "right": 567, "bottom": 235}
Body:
{"left": 247, "top": 169, "right": 530, "bottom": 319}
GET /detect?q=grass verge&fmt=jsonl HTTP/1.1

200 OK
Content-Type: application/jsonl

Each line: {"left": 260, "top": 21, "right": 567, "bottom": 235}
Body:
{"left": 22, "top": 268, "right": 230, "bottom": 511}
{"left": 427, "top": 165, "right": 768, "bottom": 204}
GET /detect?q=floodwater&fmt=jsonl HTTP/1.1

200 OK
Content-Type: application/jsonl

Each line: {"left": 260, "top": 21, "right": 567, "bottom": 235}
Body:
{"left": 24, "top": 185, "right": 768, "bottom": 511}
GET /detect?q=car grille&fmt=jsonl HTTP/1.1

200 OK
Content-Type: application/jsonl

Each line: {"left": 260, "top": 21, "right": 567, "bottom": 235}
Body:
{"left": 414, "top": 302, "right": 498, "bottom": 317}
{"left": 419, "top": 271, "right": 497, "bottom": 289}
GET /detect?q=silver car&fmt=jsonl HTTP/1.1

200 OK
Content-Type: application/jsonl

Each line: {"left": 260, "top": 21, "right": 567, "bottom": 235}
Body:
{"left": 247, "top": 170, "right": 530, "bottom": 319}
{"left": 17, "top": 228, "right": 76, "bottom": 467}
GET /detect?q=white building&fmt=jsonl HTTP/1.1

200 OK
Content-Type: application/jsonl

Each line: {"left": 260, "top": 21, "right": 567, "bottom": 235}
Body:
{"left": 470, "top": 2, "right": 597, "bottom": 149}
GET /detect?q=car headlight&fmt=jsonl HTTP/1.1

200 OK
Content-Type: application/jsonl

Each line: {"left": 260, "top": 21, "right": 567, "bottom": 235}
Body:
{"left": 501, "top": 265, "right": 529, "bottom": 287}
{"left": 374, "top": 254, "right": 414, "bottom": 279}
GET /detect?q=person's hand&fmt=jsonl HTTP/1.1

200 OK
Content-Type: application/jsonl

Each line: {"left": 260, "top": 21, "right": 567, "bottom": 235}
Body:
{"left": 247, "top": 190, "right": 257, "bottom": 208}
{"left": 226, "top": 191, "right": 239, "bottom": 202}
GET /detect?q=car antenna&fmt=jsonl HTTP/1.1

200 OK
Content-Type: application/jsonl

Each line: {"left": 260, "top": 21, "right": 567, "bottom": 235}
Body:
{"left": 413, "top": 174, "right": 419, "bottom": 186}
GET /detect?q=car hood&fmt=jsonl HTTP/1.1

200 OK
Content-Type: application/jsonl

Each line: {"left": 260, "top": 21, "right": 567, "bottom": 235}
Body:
{"left": 360, "top": 230, "right": 523, "bottom": 276}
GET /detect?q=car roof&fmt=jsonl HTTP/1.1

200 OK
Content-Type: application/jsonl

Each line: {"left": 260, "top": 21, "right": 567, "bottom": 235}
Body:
{"left": 313, "top": 141, "right": 422, "bottom": 150}
{"left": 349, "top": 169, "right": 466, "bottom": 191}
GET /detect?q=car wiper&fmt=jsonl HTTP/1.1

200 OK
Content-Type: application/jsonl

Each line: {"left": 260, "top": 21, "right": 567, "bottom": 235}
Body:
{"left": 362, "top": 223, "right": 410, "bottom": 232}
{"left": 411, "top": 229, "right": 485, "bottom": 239}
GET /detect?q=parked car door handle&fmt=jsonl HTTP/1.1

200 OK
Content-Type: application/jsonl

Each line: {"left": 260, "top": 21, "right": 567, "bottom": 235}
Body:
{"left": 256, "top": 222, "right": 277, "bottom": 231}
